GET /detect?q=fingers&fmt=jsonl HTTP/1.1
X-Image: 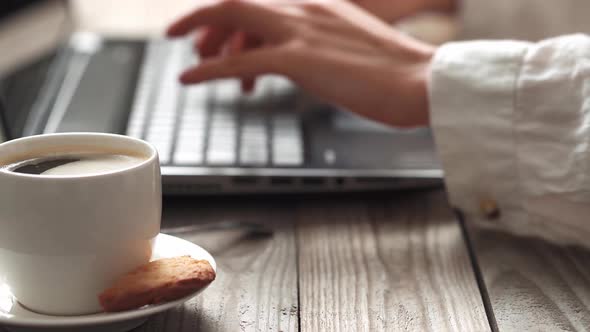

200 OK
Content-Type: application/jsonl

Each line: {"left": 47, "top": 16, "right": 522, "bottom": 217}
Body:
{"left": 197, "top": 26, "right": 235, "bottom": 57}
{"left": 238, "top": 33, "right": 263, "bottom": 92}
{"left": 227, "top": 31, "right": 248, "bottom": 55}
{"left": 241, "top": 78, "right": 256, "bottom": 92}
{"left": 179, "top": 47, "right": 284, "bottom": 84}
{"left": 226, "top": 32, "right": 260, "bottom": 93}
{"left": 167, "top": 0, "right": 288, "bottom": 42}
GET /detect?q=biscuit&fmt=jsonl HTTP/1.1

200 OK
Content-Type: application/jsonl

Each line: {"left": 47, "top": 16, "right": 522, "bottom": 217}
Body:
{"left": 98, "top": 256, "right": 216, "bottom": 312}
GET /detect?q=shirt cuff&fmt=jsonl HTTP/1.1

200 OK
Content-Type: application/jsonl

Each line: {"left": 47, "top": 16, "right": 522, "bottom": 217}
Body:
{"left": 428, "top": 40, "right": 530, "bottom": 233}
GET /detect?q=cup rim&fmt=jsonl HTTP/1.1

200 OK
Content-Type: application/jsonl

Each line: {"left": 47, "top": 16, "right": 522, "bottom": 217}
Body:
{"left": 0, "top": 133, "right": 158, "bottom": 179}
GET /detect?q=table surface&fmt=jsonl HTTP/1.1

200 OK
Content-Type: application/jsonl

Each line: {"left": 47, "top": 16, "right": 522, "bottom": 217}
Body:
{"left": 2, "top": 189, "right": 589, "bottom": 332}
{"left": 119, "top": 189, "right": 588, "bottom": 332}
{"left": 4, "top": 2, "right": 589, "bottom": 331}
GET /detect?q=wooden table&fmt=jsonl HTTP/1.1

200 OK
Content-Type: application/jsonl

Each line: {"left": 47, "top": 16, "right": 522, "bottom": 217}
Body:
{"left": 1, "top": 187, "right": 587, "bottom": 331}
{"left": 115, "top": 188, "right": 588, "bottom": 332}
{"left": 2, "top": 187, "right": 586, "bottom": 331}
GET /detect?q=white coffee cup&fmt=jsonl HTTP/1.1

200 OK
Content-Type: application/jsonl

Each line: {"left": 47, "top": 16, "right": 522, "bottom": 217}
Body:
{"left": 0, "top": 133, "right": 161, "bottom": 315}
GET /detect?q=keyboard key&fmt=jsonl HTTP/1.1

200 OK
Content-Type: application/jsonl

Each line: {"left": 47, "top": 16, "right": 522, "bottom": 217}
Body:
{"left": 173, "top": 150, "right": 204, "bottom": 165}
{"left": 126, "top": 42, "right": 163, "bottom": 138}
{"left": 153, "top": 145, "right": 172, "bottom": 164}
{"left": 239, "top": 113, "right": 269, "bottom": 165}
{"left": 146, "top": 126, "right": 174, "bottom": 137}
{"left": 127, "top": 118, "right": 145, "bottom": 138}
{"left": 267, "top": 75, "right": 295, "bottom": 92}
{"left": 147, "top": 138, "right": 173, "bottom": 152}
{"left": 184, "top": 84, "right": 209, "bottom": 108}
{"left": 157, "top": 154, "right": 171, "bottom": 165}
{"left": 149, "top": 117, "right": 176, "bottom": 127}
{"left": 209, "top": 109, "right": 238, "bottom": 154}
{"left": 268, "top": 76, "right": 298, "bottom": 107}
{"left": 207, "top": 145, "right": 237, "bottom": 164}
{"left": 212, "top": 79, "right": 241, "bottom": 106}
{"left": 240, "top": 144, "right": 268, "bottom": 165}
{"left": 241, "top": 76, "right": 274, "bottom": 109}
{"left": 273, "top": 155, "right": 303, "bottom": 166}
{"left": 144, "top": 40, "right": 185, "bottom": 164}
{"left": 177, "top": 129, "right": 204, "bottom": 138}
{"left": 174, "top": 82, "right": 209, "bottom": 165}
{"left": 206, "top": 150, "right": 237, "bottom": 165}
{"left": 207, "top": 109, "right": 238, "bottom": 166}
{"left": 271, "top": 113, "right": 303, "bottom": 166}
{"left": 182, "top": 112, "right": 207, "bottom": 123}
{"left": 174, "top": 125, "right": 205, "bottom": 164}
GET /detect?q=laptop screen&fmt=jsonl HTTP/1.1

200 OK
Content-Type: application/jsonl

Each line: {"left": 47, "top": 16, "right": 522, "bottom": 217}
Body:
{"left": 0, "top": 0, "right": 70, "bottom": 141}
{"left": 0, "top": 1, "right": 42, "bottom": 19}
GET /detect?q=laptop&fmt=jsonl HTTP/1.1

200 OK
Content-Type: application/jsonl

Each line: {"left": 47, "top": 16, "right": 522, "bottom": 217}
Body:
{"left": 0, "top": 0, "right": 442, "bottom": 194}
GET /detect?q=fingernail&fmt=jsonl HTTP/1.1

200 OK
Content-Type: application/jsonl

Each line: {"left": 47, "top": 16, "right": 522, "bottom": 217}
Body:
{"left": 166, "top": 27, "right": 175, "bottom": 37}
{"left": 166, "top": 25, "right": 182, "bottom": 37}
{"left": 179, "top": 72, "right": 190, "bottom": 84}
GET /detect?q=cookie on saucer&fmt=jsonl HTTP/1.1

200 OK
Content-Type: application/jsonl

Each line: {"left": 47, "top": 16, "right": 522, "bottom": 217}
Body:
{"left": 99, "top": 256, "right": 216, "bottom": 312}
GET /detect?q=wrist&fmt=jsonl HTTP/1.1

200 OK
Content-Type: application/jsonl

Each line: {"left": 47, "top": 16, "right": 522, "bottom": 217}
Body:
{"left": 384, "top": 36, "right": 435, "bottom": 127}
{"left": 410, "top": 46, "right": 435, "bottom": 127}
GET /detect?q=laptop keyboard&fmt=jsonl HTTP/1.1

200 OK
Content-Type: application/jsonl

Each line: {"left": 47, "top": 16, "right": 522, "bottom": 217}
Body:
{"left": 126, "top": 39, "right": 304, "bottom": 167}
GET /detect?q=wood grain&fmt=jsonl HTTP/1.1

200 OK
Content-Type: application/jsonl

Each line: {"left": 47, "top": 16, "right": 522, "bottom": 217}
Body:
{"left": 0, "top": 192, "right": 496, "bottom": 332}
{"left": 466, "top": 223, "right": 590, "bottom": 332}
{"left": 296, "top": 189, "right": 490, "bottom": 332}
{"left": 133, "top": 197, "right": 299, "bottom": 332}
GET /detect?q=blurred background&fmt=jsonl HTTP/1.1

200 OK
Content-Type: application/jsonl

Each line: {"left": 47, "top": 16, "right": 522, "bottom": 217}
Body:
{"left": 69, "top": 1, "right": 457, "bottom": 41}
{"left": 0, "top": 0, "right": 456, "bottom": 92}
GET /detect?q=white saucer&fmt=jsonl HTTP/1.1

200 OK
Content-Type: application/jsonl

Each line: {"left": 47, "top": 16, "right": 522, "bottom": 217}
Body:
{"left": 0, "top": 233, "right": 216, "bottom": 332}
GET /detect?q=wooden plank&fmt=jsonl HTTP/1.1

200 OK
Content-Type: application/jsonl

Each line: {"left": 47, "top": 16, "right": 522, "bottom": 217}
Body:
{"left": 133, "top": 197, "right": 299, "bottom": 332}
{"left": 296, "top": 189, "right": 490, "bottom": 332}
{"left": 466, "top": 222, "right": 590, "bottom": 331}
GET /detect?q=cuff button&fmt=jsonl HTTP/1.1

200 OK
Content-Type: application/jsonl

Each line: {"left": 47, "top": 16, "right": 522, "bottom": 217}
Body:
{"left": 479, "top": 198, "right": 500, "bottom": 220}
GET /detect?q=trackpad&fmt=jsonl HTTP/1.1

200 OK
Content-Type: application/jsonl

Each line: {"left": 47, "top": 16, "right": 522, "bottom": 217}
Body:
{"left": 305, "top": 108, "right": 439, "bottom": 169}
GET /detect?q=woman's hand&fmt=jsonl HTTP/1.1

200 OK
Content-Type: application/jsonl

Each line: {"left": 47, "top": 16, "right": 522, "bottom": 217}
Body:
{"left": 168, "top": 0, "right": 435, "bottom": 127}
{"left": 196, "top": 0, "right": 458, "bottom": 72}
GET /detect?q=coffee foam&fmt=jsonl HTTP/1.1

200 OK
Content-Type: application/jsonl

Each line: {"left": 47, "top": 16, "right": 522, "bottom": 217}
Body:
{"left": 41, "top": 154, "right": 146, "bottom": 176}
{"left": 0, "top": 144, "right": 151, "bottom": 176}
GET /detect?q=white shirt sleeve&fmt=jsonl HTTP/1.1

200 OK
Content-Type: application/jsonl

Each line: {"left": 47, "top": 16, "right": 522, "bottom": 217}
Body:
{"left": 429, "top": 34, "right": 590, "bottom": 247}
{"left": 457, "top": 0, "right": 590, "bottom": 41}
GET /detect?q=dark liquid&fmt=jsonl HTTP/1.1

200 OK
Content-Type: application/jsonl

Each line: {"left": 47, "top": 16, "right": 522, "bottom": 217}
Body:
{"left": 1, "top": 154, "right": 146, "bottom": 176}
{"left": 7, "top": 157, "right": 81, "bottom": 175}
